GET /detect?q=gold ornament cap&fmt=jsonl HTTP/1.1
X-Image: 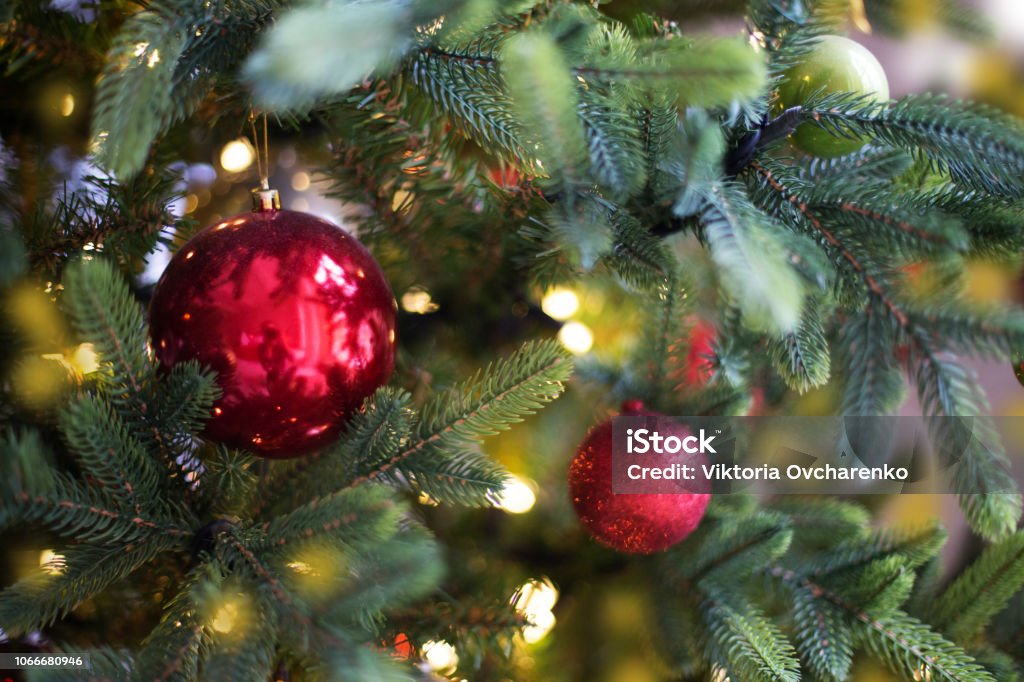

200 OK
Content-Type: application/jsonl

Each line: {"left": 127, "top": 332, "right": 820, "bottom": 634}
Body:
{"left": 251, "top": 187, "right": 281, "bottom": 212}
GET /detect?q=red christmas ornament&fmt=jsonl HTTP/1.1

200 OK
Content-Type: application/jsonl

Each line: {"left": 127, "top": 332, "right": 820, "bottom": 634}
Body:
{"left": 568, "top": 401, "right": 710, "bottom": 554}
{"left": 684, "top": 319, "right": 716, "bottom": 387}
{"left": 149, "top": 189, "right": 396, "bottom": 457}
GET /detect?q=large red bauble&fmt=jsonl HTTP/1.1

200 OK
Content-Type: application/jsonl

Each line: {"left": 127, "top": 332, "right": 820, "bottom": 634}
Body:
{"left": 149, "top": 205, "right": 396, "bottom": 457}
{"left": 568, "top": 402, "right": 710, "bottom": 554}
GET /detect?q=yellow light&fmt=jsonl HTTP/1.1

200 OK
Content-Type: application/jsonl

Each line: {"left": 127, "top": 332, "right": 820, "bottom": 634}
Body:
{"left": 514, "top": 578, "right": 558, "bottom": 616}
{"left": 400, "top": 287, "right": 439, "bottom": 314}
{"left": 291, "top": 171, "right": 311, "bottom": 192}
{"left": 286, "top": 561, "right": 317, "bottom": 576}
{"left": 496, "top": 475, "right": 536, "bottom": 514}
{"left": 70, "top": 343, "right": 99, "bottom": 375}
{"left": 522, "top": 609, "right": 556, "bottom": 644}
{"left": 39, "top": 549, "right": 66, "bottom": 575}
{"left": 211, "top": 602, "right": 238, "bottom": 634}
{"left": 558, "top": 321, "right": 593, "bottom": 355}
{"left": 417, "top": 491, "right": 440, "bottom": 506}
{"left": 60, "top": 93, "right": 75, "bottom": 117}
{"left": 185, "top": 194, "right": 199, "bottom": 213}
{"left": 219, "top": 139, "right": 255, "bottom": 173}
{"left": 147, "top": 49, "right": 161, "bottom": 68}
{"left": 421, "top": 640, "right": 458, "bottom": 673}
{"left": 540, "top": 288, "right": 579, "bottom": 321}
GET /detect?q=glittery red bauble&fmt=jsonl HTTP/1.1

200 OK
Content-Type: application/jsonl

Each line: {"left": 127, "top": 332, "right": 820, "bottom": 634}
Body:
{"left": 568, "top": 402, "right": 710, "bottom": 554}
{"left": 149, "top": 206, "right": 396, "bottom": 457}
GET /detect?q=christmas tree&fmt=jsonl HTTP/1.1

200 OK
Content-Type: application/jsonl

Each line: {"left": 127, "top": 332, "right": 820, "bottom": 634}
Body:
{"left": 3, "top": 0, "right": 1024, "bottom": 680}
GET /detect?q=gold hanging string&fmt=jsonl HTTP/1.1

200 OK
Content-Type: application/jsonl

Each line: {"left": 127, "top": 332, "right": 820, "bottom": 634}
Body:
{"left": 248, "top": 110, "right": 271, "bottom": 190}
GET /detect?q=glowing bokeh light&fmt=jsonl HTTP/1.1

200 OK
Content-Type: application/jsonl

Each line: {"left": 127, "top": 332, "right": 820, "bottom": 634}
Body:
{"left": 541, "top": 288, "right": 579, "bottom": 321}
{"left": 558, "top": 321, "right": 593, "bottom": 355}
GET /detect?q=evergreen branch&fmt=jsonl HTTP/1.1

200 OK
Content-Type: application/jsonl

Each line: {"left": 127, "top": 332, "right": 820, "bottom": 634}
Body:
{"left": 59, "top": 395, "right": 162, "bottom": 515}
{"left": 858, "top": 610, "right": 997, "bottom": 682}
{"left": 667, "top": 513, "right": 792, "bottom": 584}
{"left": 248, "top": 485, "right": 401, "bottom": 552}
{"left": 767, "top": 497, "right": 871, "bottom": 548}
{"left": 410, "top": 47, "right": 535, "bottom": 168}
{"left": 7, "top": 486, "right": 191, "bottom": 544}
{"left": 578, "top": 94, "right": 647, "bottom": 198}
{"left": 602, "top": 211, "right": 674, "bottom": 291}
{"left": 836, "top": 305, "right": 906, "bottom": 416}
{"left": 0, "top": 537, "right": 177, "bottom": 636}
{"left": 62, "top": 259, "right": 152, "bottom": 404}
{"left": 703, "top": 589, "right": 801, "bottom": 682}
{"left": 769, "top": 298, "right": 830, "bottom": 394}
{"left": 264, "top": 387, "right": 416, "bottom": 516}
{"left": 133, "top": 568, "right": 209, "bottom": 682}
{"left": 928, "top": 532, "right": 1024, "bottom": 643}
{"left": 801, "top": 93, "right": 1024, "bottom": 197}
{"left": 770, "top": 566, "right": 996, "bottom": 682}
{"left": 322, "top": 528, "right": 444, "bottom": 624}
{"left": 792, "top": 587, "right": 854, "bottom": 682}
{"left": 348, "top": 340, "right": 572, "bottom": 490}
{"left": 91, "top": 3, "right": 188, "bottom": 177}
{"left": 910, "top": 344, "right": 1022, "bottom": 540}
{"left": 699, "top": 182, "right": 806, "bottom": 332}
{"left": 200, "top": 594, "right": 278, "bottom": 682}
{"left": 808, "top": 524, "right": 945, "bottom": 578}
{"left": 503, "top": 31, "right": 588, "bottom": 187}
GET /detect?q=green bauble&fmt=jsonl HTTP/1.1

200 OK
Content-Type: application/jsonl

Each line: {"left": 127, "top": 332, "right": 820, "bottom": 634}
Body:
{"left": 1015, "top": 351, "right": 1024, "bottom": 387}
{"left": 778, "top": 35, "right": 890, "bottom": 157}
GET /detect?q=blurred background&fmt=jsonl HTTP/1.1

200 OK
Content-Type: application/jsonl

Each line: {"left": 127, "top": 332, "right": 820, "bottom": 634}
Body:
{"left": 3, "top": 1, "right": 1024, "bottom": 680}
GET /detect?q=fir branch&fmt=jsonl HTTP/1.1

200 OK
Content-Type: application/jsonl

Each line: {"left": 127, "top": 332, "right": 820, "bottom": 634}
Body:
{"left": 410, "top": 46, "right": 535, "bottom": 168}
{"left": 502, "top": 31, "right": 588, "bottom": 188}
{"left": 667, "top": 513, "right": 792, "bottom": 584}
{"left": 836, "top": 305, "right": 906, "bottom": 416}
{"left": 770, "top": 566, "right": 997, "bottom": 682}
{"left": 62, "top": 259, "right": 153, "bottom": 406}
{"left": 792, "top": 587, "right": 854, "bottom": 682}
{"left": 769, "top": 298, "right": 830, "bottom": 394}
{"left": 857, "top": 610, "right": 997, "bottom": 682}
{"left": 0, "top": 537, "right": 178, "bottom": 636}
{"left": 703, "top": 589, "right": 801, "bottom": 682}
{"left": 808, "top": 524, "right": 946, "bottom": 578}
{"left": 801, "top": 93, "right": 1024, "bottom": 198}
{"left": 248, "top": 485, "right": 401, "bottom": 552}
{"left": 347, "top": 340, "right": 572, "bottom": 499}
{"left": 928, "top": 532, "right": 1024, "bottom": 643}
{"left": 59, "top": 395, "right": 162, "bottom": 515}
{"left": 699, "top": 182, "right": 806, "bottom": 332}
{"left": 767, "top": 497, "right": 871, "bottom": 549}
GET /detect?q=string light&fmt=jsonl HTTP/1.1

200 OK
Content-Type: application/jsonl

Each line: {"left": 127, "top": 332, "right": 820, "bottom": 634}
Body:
{"left": 210, "top": 602, "right": 238, "bottom": 634}
{"left": 558, "top": 321, "right": 593, "bottom": 355}
{"left": 60, "top": 92, "right": 75, "bottom": 117}
{"left": 540, "top": 288, "right": 579, "bottom": 321}
{"left": 495, "top": 475, "right": 536, "bottom": 514}
{"left": 401, "top": 287, "right": 439, "bottom": 314}
{"left": 38, "top": 549, "right": 66, "bottom": 576}
{"left": 291, "top": 171, "right": 311, "bottom": 192}
{"left": 219, "top": 139, "right": 255, "bottom": 173}
{"left": 421, "top": 640, "right": 458, "bottom": 673}
{"left": 513, "top": 578, "right": 559, "bottom": 644}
